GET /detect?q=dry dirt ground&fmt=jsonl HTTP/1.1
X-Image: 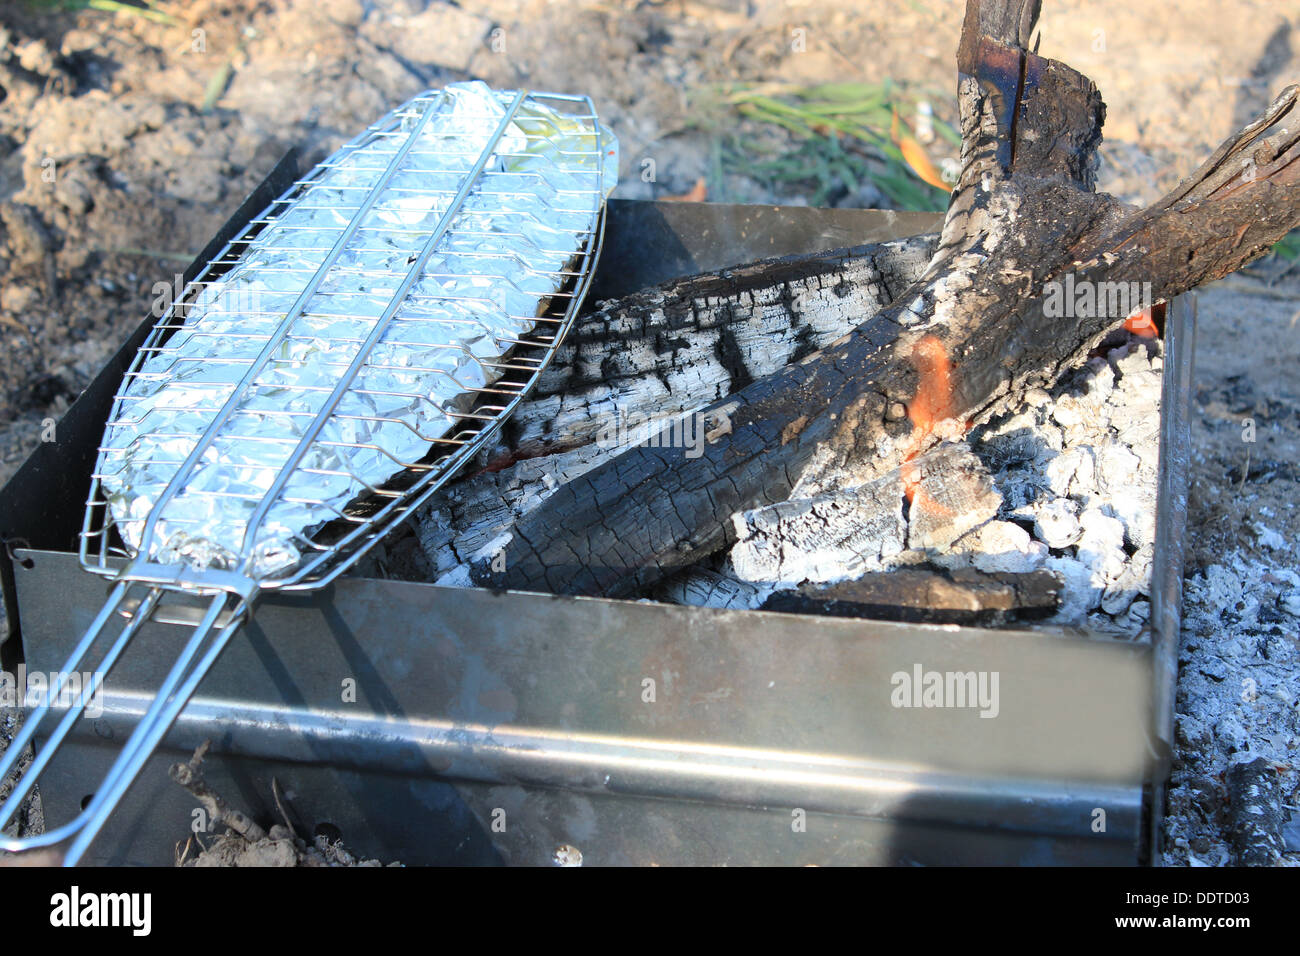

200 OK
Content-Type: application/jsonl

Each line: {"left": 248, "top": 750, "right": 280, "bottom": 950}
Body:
{"left": 1, "top": 0, "right": 1298, "bottom": 865}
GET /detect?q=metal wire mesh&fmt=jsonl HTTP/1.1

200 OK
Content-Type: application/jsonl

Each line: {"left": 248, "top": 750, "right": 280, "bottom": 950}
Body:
{"left": 1, "top": 84, "right": 614, "bottom": 864}
{"left": 80, "top": 84, "right": 613, "bottom": 590}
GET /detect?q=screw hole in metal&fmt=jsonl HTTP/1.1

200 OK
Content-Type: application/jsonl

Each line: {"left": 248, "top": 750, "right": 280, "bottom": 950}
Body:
{"left": 314, "top": 821, "right": 343, "bottom": 843}
{"left": 2, "top": 536, "right": 34, "bottom": 569}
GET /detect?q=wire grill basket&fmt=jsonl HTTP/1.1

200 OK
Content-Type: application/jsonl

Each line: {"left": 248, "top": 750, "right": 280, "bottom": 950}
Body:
{"left": 0, "top": 83, "right": 615, "bottom": 864}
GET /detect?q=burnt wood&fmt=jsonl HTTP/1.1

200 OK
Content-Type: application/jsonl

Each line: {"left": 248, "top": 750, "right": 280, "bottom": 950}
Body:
{"left": 451, "top": 0, "right": 1300, "bottom": 598}
{"left": 762, "top": 567, "right": 1062, "bottom": 627}
{"left": 415, "top": 234, "right": 936, "bottom": 581}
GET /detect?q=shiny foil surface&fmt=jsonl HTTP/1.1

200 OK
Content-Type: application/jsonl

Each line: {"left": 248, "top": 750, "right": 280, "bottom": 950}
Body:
{"left": 98, "top": 83, "right": 617, "bottom": 578}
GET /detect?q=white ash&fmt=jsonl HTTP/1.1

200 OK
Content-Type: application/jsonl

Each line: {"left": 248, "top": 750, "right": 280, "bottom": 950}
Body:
{"left": 1163, "top": 556, "right": 1300, "bottom": 866}
{"left": 726, "top": 472, "right": 907, "bottom": 586}
{"left": 652, "top": 568, "right": 774, "bottom": 611}
{"left": 678, "top": 334, "right": 1165, "bottom": 635}
{"left": 938, "top": 519, "right": 1047, "bottom": 575}
{"left": 904, "top": 444, "right": 1004, "bottom": 552}
{"left": 976, "top": 338, "right": 1164, "bottom": 634}
{"left": 1034, "top": 497, "right": 1081, "bottom": 548}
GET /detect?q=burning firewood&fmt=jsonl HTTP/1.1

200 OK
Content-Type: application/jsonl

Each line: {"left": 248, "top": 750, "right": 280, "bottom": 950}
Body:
{"left": 447, "top": 0, "right": 1300, "bottom": 599}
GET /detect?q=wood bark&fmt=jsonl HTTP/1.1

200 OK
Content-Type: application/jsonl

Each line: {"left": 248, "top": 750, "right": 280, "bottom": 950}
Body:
{"left": 425, "top": 0, "right": 1300, "bottom": 599}
{"left": 417, "top": 235, "right": 936, "bottom": 582}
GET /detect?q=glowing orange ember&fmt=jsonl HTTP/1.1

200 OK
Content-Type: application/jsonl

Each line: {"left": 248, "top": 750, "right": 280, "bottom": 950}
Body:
{"left": 900, "top": 334, "right": 959, "bottom": 506}
{"left": 1123, "top": 306, "right": 1157, "bottom": 338}
{"left": 906, "top": 334, "right": 955, "bottom": 433}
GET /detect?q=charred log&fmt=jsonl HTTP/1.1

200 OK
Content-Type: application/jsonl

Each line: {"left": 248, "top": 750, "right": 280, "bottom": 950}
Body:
{"left": 418, "top": 235, "right": 936, "bottom": 580}
{"left": 428, "top": 0, "right": 1300, "bottom": 599}
{"left": 761, "top": 566, "right": 1062, "bottom": 627}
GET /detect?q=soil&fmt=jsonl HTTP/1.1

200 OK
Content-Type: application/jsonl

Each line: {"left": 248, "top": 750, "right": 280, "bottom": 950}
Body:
{"left": 1, "top": 0, "right": 1298, "bottom": 865}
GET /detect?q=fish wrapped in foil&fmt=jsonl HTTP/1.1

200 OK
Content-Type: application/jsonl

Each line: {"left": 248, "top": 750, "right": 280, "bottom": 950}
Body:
{"left": 98, "top": 83, "right": 617, "bottom": 578}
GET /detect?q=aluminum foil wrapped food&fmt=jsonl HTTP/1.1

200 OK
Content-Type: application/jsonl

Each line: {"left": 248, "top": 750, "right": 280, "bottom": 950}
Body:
{"left": 98, "top": 83, "right": 618, "bottom": 578}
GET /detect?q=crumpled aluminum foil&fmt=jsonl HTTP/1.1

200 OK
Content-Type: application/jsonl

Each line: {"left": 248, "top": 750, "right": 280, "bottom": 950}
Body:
{"left": 98, "top": 83, "right": 617, "bottom": 578}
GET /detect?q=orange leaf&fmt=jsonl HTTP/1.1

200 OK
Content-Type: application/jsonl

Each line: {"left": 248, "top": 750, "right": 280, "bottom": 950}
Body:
{"left": 662, "top": 177, "right": 708, "bottom": 202}
{"left": 892, "top": 107, "right": 951, "bottom": 193}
